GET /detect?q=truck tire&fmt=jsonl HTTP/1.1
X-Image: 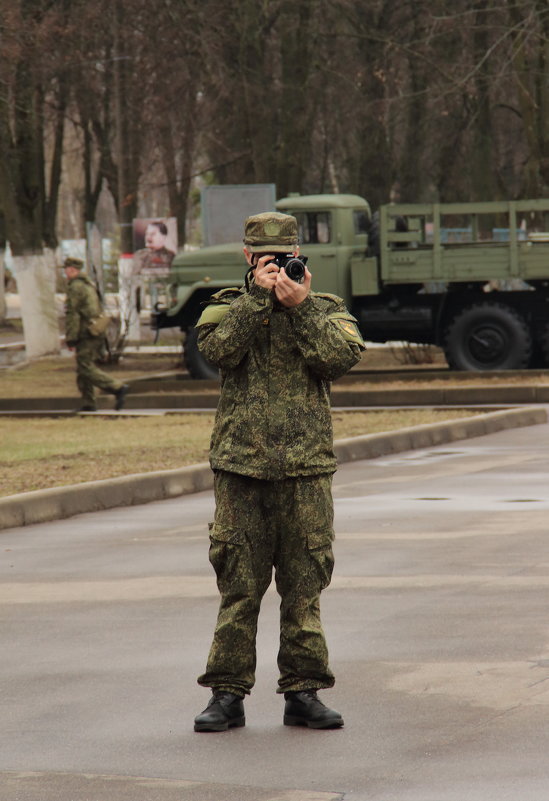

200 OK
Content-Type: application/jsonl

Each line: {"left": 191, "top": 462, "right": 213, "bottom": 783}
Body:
{"left": 443, "top": 303, "right": 532, "bottom": 371}
{"left": 184, "top": 327, "right": 220, "bottom": 380}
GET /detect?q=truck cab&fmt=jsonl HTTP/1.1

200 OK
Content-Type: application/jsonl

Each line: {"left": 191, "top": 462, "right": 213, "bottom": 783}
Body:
{"left": 151, "top": 194, "right": 371, "bottom": 378}
{"left": 276, "top": 194, "right": 371, "bottom": 301}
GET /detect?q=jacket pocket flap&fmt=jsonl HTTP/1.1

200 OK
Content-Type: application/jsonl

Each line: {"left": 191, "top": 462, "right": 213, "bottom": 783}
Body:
{"left": 306, "top": 528, "right": 334, "bottom": 550}
{"left": 208, "top": 522, "right": 246, "bottom": 545}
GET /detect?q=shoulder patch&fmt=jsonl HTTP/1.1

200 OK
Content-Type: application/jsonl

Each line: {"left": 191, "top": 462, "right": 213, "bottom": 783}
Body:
{"left": 328, "top": 312, "right": 366, "bottom": 348}
{"left": 196, "top": 303, "right": 232, "bottom": 327}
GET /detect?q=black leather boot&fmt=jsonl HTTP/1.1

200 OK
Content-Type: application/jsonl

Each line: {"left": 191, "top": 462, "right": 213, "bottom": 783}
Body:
{"left": 194, "top": 691, "right": 245, "bottom": 732}
{"left": 114, "top": 384, "right": 129, "bottom": 411}
{"left": 283, "top": 690, "right": 344, "bottom": 729}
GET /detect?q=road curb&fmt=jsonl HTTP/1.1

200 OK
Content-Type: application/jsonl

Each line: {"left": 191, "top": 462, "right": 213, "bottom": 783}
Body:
{"left": 5, "top": 384, "right": 549, "bottom": 411}
{"left": 1, "top": 406, "right": 546, "bottom": 531}
{"left": 332, "top": 405, "right": 546, "bottom": 461}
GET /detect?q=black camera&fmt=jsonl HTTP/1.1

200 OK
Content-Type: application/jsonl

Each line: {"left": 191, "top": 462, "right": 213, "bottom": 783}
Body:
{"left": 272, "top": 254, "right": 308, "bottom": 283}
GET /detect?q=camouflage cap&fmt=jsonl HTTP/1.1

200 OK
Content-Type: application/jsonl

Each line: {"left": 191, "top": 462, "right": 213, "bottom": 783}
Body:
{"left": 243, "top": 212, "right": 298, "bottom": 253}
{"left": 63, "top": 257, "right": 84, "bottom": 270}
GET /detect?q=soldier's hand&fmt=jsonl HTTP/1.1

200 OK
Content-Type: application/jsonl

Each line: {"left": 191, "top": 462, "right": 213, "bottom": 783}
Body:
{"left": 275, "top": 266, "right": 311, "bottom": 308}
{"left": 253, "top": 254, "right": 279, "bottom": 290}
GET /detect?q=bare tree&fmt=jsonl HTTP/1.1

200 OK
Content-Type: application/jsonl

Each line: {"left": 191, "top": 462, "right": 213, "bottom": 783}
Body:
{"left": 506, "top": 0, "right": 549, "bottom": 197}
{"left": 0, "top": 0, "right": 73, "bottom": 357}
{"left": 3, "top": 0, "right": 549, "bottom": 333}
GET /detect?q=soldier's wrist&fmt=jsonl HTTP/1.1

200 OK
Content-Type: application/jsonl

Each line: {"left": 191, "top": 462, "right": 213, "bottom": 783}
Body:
{"left": 249, "top": 281, "right": 274, "bottom": 306}
{"left": 284, "top": 294, "right": 313, "bottom": 316}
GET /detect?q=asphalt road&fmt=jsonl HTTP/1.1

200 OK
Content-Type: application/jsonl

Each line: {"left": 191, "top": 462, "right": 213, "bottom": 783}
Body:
{"left": 2, "top": 422, "right": 549, "bottom": 801}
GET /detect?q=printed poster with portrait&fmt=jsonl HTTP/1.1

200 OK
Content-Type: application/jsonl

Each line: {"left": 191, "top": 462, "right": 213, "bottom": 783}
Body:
{"left": 132, "top": 218, "right": 178, "bottom": 278}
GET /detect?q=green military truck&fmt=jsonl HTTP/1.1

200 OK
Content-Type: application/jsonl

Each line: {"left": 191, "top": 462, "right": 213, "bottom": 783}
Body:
{"left": 151, "top": 194, "right": 549, "bottom": 377}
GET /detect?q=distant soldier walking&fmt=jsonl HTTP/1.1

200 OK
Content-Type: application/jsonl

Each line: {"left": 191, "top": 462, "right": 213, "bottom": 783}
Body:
{"left": 63, "top": 257, "right": 128, "bottom": 412}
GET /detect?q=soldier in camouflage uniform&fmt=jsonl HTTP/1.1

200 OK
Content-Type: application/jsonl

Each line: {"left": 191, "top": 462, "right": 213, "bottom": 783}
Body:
{"left": 63, "top": 257, "right": 129, "bottom": 412}
{"left": 193, "top": 212, "right": 365, "bottom": 732}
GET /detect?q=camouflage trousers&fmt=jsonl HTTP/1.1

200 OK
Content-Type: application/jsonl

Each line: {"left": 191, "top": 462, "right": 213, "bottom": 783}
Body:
{"left": 76, "top": 338, "right": 122, "bottom": 406}
{"left": 197, "top": 470, "right": 336, "bottom": 696}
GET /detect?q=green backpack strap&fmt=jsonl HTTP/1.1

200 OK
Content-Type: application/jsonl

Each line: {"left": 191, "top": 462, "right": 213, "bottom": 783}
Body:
{"left": 196, "top": 303, "right": 232, "bottom": 327}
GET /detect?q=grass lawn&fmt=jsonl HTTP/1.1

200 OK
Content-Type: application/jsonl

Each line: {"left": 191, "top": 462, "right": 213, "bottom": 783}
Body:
{"left": 1, "top": 408, "right": 484, "bottom": 498}
{"left": 0, "top": 354, "right": 184, "bottom": 399}
{"left": 0, "top": 349, "right": 520, "bottom": 498}
{"left": 2, "top": 348, "right": 549, "bottom": 401}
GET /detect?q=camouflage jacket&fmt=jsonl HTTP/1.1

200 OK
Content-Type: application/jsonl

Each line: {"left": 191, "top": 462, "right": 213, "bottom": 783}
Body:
{"left": 65, "top": 275, "right": 102, "bottom": 345}
{"left": 196, "top": 282, "right": 365, "bottom": 480}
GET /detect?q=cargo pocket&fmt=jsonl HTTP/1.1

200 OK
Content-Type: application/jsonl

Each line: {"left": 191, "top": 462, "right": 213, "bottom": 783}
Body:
{"left": 208, "top": 522, "right": 248, "bottom": 589}
{"left": 306, "top": 528, "right": 335, "bottom": 591}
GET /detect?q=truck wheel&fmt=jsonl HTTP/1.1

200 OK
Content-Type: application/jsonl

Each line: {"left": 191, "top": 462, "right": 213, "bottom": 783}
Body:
{"left": 184, "top": 327, "right": 219, "bottom": 380}
{"left": 443, "top": 303, "right": 532, "bottom": 371}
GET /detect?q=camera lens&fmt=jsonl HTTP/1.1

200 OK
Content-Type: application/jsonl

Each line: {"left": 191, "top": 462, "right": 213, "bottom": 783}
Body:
{"left": 272, "top": 254, "right": 306, "bottom": 283}
{"left": 284, "top": 258, "right": 305, "bottom": 282}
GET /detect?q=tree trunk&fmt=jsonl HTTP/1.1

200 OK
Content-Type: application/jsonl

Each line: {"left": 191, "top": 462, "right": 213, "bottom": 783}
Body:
{"left": 507, "top": 0, "right": 549, "bottom": 196}
{"left": 0, "top": 82, "right": 60, "bottom": 357}
{"left": 470, "top": 0, "right": 498, "bottom": 201}
{"left": 275, "top": 0, "right": 316, "bottom": 197}
{"left": 44, "top": 79, "right": 68, "bottom": 247}
{"left": 0, "top": 250, "right": 6, "bottom": 324}
{"left": 159, "top": 109, "right": 195, "bottom": 248}
{"left": 113, "top": 0, "right": 141, "bottom": 253}
{"left": 398, "top": 4, "right": 429, "bottom": 201}
{"left": 11, "top": 251, "right": 60, "bottom": 359}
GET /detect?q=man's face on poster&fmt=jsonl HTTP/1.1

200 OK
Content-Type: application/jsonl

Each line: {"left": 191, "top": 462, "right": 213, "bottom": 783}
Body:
{"left": 145, "top": 223, "right": 167, "bottom": 250}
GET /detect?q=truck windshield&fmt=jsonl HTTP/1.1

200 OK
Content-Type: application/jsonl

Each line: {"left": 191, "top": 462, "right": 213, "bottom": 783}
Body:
{"left": 293, "top": 212, "right": 331, "bottom": 244}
